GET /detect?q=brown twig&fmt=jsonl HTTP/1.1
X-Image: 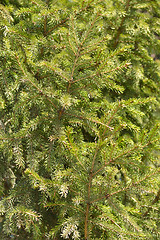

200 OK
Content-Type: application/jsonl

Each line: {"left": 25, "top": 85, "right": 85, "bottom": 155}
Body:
{"left": 44, "top": 15, "right": 47, "bottom": 36}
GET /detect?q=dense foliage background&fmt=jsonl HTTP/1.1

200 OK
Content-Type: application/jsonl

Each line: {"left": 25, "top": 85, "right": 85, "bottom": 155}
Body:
{"left": 0, "top": 0, "right": 160, "bottom": 239}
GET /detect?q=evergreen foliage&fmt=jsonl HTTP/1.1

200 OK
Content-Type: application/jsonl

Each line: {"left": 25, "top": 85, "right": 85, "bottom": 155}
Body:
{"left": 0, "top": 0, "right": 160, "bottom": 239}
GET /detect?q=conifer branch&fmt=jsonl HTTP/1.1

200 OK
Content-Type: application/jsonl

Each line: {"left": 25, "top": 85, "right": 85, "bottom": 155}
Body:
{"left": 108, "top": 200, "right": 141, "bottom": 232}
{"left": 67, "top": 113, "right": 114, "bottom": 131}
{"left": 102, "top": 101, "right": 122, "bottom": 137}
{"left": 68, "top": 47, "right": 81, "bottom": 92}
{"left": 46, "top": 0, "right": 95, "bottom": 35}
{"left": 92, "top": 215, "right": 146, "bottom": 237}
{"left": 94, "top": 222, "right": 124, "bottom": 235}
{"left": 61, "top": 131, "right": 86, "bottom": 171}
{"left": 1, "top": 1, "right": 159, "bottom": 238}
{"left": 93, "top": 204, "right": 122, "bottom": 230}
{"left": 72, "top": 62, "right": 130, "bottom": 84}
{"left": 112, "top": 144, "right": 139, "bottom": 162}
{"left": 80, "top": 37, "right": 107, "bottom": 55}
{"left": 91, "top": 145, "right": 101, "bottom": 172}
{"left": 74, "top": 60, "right": 98, "bottom": 71}
{"left": 47, "top": 18, "right": 69, "bottom": 34}
{"left": 71, "top": 73, "right": 97, "bottom": 83}
{"left": 81, "top": 13, "right": 100, "bottom": 46}
{"left": 1, "top": 69, "right": 9, "bottom": 88}
{"left": 142, "top": 189, "right": 160, "bottom": 217}
{"left": 97, "top": 47, "right": 130, "bottom": 73}
{"left": 85, "top": 136, "right": 103, "bottom": 238}
{"left": 91, "top": 169, "right": 160, "bottom": 204}
{"left": 92, "top": 144, "right": 142, "bottom": 177}
{"left": 68, "top": 14, "right": 100, "bottom": 93}
{"left": 114, "top": 0, "right": 131, "bottom": 48}
{"left": 71, "top": 16, "right": 79, "bottom": 48}
{"left": 105, "top": 124, "right": 125, "bottom": 142}
{"left": 15, "top": 55, "right": 58, "bottom": 109}
{"left": 67, "top": 33, "right": 77, "bottom": 56}
{"left": 101, "top": 62, "right": 131, "bottom": 75}
{"left": 147, "top": 124, "right": 160, "bottom": 143}
{"left": 44, "top": 202, "right": 84, "bottom": 213}
{"left": 41, "top": 62, "right": 69, "bottom": 82}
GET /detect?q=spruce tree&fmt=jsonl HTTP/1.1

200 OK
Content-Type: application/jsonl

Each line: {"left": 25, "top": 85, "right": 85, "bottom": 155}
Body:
{"left": 0, "top": 0, "right": 160, "bottom": 239}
